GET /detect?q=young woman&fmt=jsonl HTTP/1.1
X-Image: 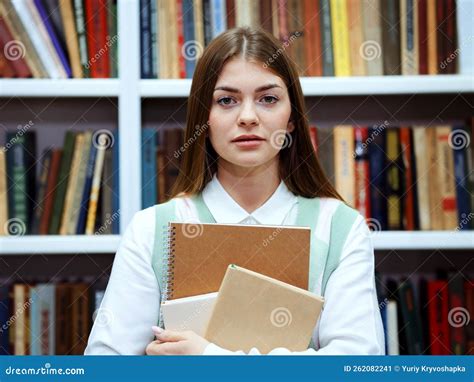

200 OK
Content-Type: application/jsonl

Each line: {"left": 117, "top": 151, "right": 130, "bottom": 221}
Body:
{"left": 85, "top": 27, "right": 385, "bottom": 355}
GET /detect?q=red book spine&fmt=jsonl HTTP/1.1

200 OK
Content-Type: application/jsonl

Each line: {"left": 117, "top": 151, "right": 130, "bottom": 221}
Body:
{"left": 226, "top": 0, "right": 236, "bottom": 29}
{"left": 39, "top": 150, "right": 62, "bottom": 235}
{"left": 278, "top": 0, "right": 289, "bottom": 43}
{"left": 427, "top": 280, "right": 451, "bottom": 355}
{"left": 176, "top": 0, "right": 186, "bottom": 79}
{"left": 0, "top": 17, "right": 31, "bottom": 78}
{"left": 354, "top": 127, "right": 370, "bottom": 220}
{"left": 417, "top": 0, "right": 428, "bottom": 74}
{"left": 400, "top": 127, "right": 415, "bottom": 230}
{"left": 436, "top": 0, "right": 447, "bottom": 74}
{"left": 85, "top": 0, "right": 110, "bottom": 78}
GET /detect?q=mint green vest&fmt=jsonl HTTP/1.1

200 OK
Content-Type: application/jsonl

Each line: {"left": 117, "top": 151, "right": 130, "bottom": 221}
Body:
{"left": 151, "top": 194, "right": 359, "bottom": 350}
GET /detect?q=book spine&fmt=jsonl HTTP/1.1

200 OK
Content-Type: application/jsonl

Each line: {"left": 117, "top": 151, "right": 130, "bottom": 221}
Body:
{"left": 73, "top": 0, "right": 89, "bottom": 77}
{"left": 319, "top": 0, "right": 334, "bottom": 76}
{"left": 334, "top": 126, "right": 355, "bottom": 207}
{"left": 140, "top": 0, "right": 152, "bottom": 78}
{"left": 386, "top": 128, "right": 403, "bottom": 230}
{"left": 354, "top": 126, "right": 370, "bottom": 219}
{"left": 330, "top": 0, "right": 350, "bottom": 76}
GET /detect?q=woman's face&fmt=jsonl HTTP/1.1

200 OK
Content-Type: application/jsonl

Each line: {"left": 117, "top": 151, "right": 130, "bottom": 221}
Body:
{"left": 208, "top": 57, "right": 294, "bottom": 172}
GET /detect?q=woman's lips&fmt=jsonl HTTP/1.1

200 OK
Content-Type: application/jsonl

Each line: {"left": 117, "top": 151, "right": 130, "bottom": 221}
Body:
{"left": 232, "top": 139, "right": 265, "bottom": 148}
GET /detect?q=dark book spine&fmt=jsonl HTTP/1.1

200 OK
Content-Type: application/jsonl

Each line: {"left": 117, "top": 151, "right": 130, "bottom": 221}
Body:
{"left": 381, "top": 0, "right": 401, "bottom": 75}
{"left": 140, "top": 0, "right": 152, "bottom": 78}
{"left": 368, "top": 126, "right": 387, "bottom": 230}
{"left": 319, "top": 0, "right": 334, "bottom": 76}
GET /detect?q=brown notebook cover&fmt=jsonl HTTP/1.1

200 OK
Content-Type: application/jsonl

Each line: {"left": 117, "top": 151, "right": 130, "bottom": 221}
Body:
{"left": 204, "top": 265, "right": 324, "bottom": 353}
{"left": 162, "top": 222, "right": 311, "bottom": 300}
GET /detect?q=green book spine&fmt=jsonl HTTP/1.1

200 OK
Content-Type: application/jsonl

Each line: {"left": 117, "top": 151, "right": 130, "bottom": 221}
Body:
{"left": 49, "top": 132, "right": 76, "bottom": 234}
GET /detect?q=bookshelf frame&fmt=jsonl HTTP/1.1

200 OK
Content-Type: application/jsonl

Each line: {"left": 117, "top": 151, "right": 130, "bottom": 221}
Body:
{"left": 0, "top": 0, "right": 473, "bottom": 255}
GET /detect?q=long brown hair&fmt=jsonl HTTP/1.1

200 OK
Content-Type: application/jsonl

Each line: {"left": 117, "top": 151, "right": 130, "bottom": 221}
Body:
{"left": 169, "top": 27, "right": 343, "bottom": 201}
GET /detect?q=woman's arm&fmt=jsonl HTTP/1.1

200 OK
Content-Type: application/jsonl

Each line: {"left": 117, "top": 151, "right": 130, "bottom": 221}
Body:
{"left": 201, "top": 215, "right": 386, "bottom": 356}
{"left": 84, "top": 208, "right": 159, "bottom": 355}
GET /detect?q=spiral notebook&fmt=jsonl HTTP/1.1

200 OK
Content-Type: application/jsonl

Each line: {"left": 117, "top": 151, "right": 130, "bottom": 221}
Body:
{"left": 160, "top": 222, "right": 311, "bottom": 301}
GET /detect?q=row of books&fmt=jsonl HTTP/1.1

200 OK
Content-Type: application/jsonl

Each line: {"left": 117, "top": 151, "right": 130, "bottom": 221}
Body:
{"left": 142, "top": 127, "right": 184, "bottom": 208}
{"left": 312, "top": 121, "right": 474, "bottom": 231}
{"left": 140, "top": 0, "right": 471, "bottom": 79}
{"left": 0, "top": 280, "right": 107, "bottom": 355}
{"left": 0, "top": 129, "right": 120, "bottom": 236}
{"left": 377, "top": 273, "right": 474, "bottom": 355}
{"left": 0, "top": 0, "right": 117, "bottom": 79}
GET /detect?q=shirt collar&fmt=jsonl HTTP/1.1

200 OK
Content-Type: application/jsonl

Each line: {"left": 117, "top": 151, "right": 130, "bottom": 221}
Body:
{"left": 201, "top": 174, "right": 297, "bottom": 225}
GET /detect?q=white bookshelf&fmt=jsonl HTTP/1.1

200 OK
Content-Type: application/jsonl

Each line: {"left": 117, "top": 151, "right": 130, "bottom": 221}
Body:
{"left": 0, "top": 0, "right": 473, "bottom": 255}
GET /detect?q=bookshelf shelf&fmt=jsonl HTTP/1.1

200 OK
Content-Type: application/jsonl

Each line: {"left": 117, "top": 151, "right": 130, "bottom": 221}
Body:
{"left": 372, "top": 231, "right": 474, "bottom": 250}
{"left": 0, "top": 235, "right": 121, "bottom": 255}
{"left": 0, "top": 232, "right": 473, "bottom": 255}
{"left": 140, "top": 75, "right": 474, "bottom": 98}
{"left": 0, "top": 79, "right": 120, "bottom": 97}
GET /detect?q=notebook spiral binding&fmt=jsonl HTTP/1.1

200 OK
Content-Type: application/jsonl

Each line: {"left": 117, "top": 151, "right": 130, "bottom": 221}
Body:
{"left": 158, "top": 223, "right": 176, "bottom": 328}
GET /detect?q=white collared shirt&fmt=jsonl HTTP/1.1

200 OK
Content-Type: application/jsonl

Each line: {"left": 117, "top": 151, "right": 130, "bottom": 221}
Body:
{"left": 85, "top": 175, "right": 385, "bottom": 355}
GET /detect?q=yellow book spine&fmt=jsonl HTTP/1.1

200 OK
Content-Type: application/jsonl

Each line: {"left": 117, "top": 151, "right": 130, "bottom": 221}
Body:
{"left": 330, "top": 0, "right": 351, "bottom": 76}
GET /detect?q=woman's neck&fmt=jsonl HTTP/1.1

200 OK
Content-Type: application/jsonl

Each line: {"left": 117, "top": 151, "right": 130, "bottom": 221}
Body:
{"left": 216, "top": 159, "right": 281, "bottom": 214}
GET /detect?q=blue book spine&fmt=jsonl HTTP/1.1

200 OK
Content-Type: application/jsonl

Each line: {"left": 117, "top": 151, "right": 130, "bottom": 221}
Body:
{"left": 112, "top": 129, "right": 120, "bottom": 234}
{"left": 29, "top": 288, "right": 39, "bottom": 355}
{"left": 182, "top": 0, "right": 196, "bottom": 78}
{"left": 452, "top": 125, "right": 471, "bottom": 230}
{"left": 33, "top": 0, "right": 72, "bottom": 77}
{"left": 0, "top": 286, "right": 10, "bottom": 354}
{"left": 368, "top": 126, "right": 387, "bottom": 230}
{"left": 142, "top": 128, "right": 157, "bottom": 209}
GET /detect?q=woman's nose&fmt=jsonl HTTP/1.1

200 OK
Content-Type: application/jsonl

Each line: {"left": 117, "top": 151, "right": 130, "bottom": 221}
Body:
{"left": 237, "top": 101, "right": 259, "bottom": 127}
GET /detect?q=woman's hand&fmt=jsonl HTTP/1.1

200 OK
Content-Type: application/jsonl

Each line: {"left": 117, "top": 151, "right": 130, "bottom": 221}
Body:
{"left": 146, "top": 327, "right": 210, "bottom": 355}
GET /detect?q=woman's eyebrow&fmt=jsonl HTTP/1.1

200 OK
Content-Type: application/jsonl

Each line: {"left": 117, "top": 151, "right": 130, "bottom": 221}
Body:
{"left": 213, "top": 84, "right": 282, "bottom": 93}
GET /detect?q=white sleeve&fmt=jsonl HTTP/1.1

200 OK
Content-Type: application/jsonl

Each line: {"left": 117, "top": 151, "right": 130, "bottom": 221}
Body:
{"left": 202, "top": 215, "right": 386, "bottom": 356}
{"left": 84, "top": 208, "right": 159, "bottom": 355}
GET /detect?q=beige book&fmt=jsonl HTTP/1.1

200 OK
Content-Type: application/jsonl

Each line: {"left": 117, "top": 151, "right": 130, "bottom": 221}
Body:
{"left": 85, "top": 136, "right": 106, "bottom": 235}
{"left": 435, "top": 126, "right": 458, "bottom": 230}
{"left": 412, "top": 127, "right": 431, "bottom": 230}
{"left": 427, "top": 128, "right": 443, "bottom": 230}
{"left": 426, "top": 0, "right": 437, "bottom": 75}
{"left": 0, "top": 149, "right": 7, "bottom": 235}
{"left": 68, "top": 131, "right": 92, "bottom": 234}
{"left": 158, "top": 0, "right": 170, "bottom": 78}
{"left": 193, "top": 0, "right": 205, "bottom": 58}
{"left": 205, "top": 265, "right": 324, "bottom": 353}
{"left": 334, "top": 125, "right": 355, "bottom": 208}
{"left": 348, "top": 0, "right": 366, "bottom": 76}
{"left": 59, "top": 0, "right": 83, "bottom": 78}
{"left": 168, "top": 0, "right": 179, "bottom": 78}
{"left": 362, "top": 0, "right": 384, "bottom": 76}
{"left": 59, "top": 133, "right": 84, "bottom": 235}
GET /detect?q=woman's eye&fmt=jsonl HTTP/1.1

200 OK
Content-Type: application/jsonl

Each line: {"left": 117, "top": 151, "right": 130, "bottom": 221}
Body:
{"left": 261, "top": 95, "right": 278, "bottom": 104}
{"left": 217, "top": 97, "right": 235, "bottom": 106}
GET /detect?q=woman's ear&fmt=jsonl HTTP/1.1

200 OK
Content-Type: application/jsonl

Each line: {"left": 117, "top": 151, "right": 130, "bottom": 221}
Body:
{"left": 287, "top": 120, "right": 295, "bottom": 133}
